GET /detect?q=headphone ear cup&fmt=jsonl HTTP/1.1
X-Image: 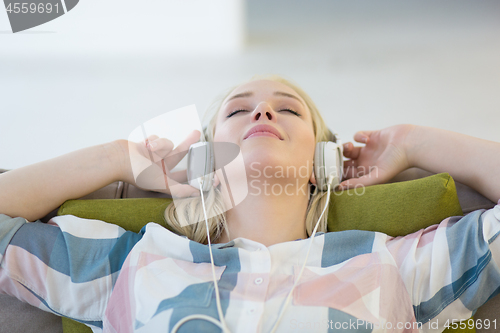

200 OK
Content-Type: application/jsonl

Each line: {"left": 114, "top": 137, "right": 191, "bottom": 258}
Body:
{"left": 314, "top": 142, "right": 326, "bottom": 190}
{"left": 336, "top": 140, "right": 344, "bottom": 185}
{"left": 202, "top": 142, "right": 215, "bottom": 191}
{"left": 314, "top": 141, "right": 343, "bottom": 191}
{"left": 187, "top": 142, "right": 214, "bottom": 191}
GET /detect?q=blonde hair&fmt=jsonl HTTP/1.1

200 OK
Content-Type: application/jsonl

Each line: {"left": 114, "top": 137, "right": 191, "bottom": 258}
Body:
{"left": 164, "top": 74, "right": 334, "bottom": 244}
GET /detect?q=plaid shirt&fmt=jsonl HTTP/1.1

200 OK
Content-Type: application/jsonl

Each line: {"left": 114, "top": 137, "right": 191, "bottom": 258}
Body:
{"left": 1, "top": 200, "right": 500, "bottom": 333}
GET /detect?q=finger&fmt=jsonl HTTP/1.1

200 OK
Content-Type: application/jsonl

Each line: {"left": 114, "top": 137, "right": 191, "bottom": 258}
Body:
{"left": 342, "top": 142, "right": 353, "bottom": 157}
{"left": 342, "top": 158, "right": 356, "bottom": 169}
{"left": 353, "top": 131, "right": 374, "bottom": 144}
{"left": 145, "top": 135, "right": 160, "bottom": 147}
{"left": 343, "top": 145, "right": 363, "bottom": 160}
{"left": 338, "top": 174, "right": 379, "bottom": 190}
{"left": 338, "top": 168, "right": 388, "bottom": 190}
{"left": 143, "top": 139, "right": 174, "bottom": 164}
{"left": 144, "top": 136, "right": 161, "bottom": 158}
{"left": 137, "top": 161, "right": 188, "bottom": 188}
{"left": 342, "top": 161, "right": 358, "bottom": 180}
{"left": 338, "top": 175, "right": 374, "bottom": 190}
{"left": 148, "top": 138, "right": 174, "bottom": 156}
{"left": 164, "top": 130, "right": 202, "bottom": 170}
{"left": 173, "top": 129, "right": 202, "bottom": 154}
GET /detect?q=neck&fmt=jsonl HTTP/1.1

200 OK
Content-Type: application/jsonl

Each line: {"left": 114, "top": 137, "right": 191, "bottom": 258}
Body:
{"left": 217, "top": 180, "right": 311, "bottom": 247}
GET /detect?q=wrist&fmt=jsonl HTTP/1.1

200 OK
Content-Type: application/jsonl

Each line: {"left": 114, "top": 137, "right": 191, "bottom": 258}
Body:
{"left": 104, "top": 139, "right": 131, "bottom": 183}
{"left": 402, "top": 124, "right": 426, "bottom": 169}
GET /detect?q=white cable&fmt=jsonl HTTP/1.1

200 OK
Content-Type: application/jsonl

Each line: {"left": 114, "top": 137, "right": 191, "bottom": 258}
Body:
{"left": 171, "top": 178, "right": 231, "bottom": 333}
{"left": 171, "top": 314, "right": 228, "bottom": 332}
{"left": 269, "top": 174, "right": 334, "bottom": 333}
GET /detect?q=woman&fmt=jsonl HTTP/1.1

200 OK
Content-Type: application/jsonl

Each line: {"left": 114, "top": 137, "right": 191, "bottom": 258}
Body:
{"left": 0, "top": 75, "right": 499, "bottom": 332}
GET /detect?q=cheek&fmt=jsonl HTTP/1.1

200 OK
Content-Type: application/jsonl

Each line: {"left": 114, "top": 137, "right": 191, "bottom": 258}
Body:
{"left": 300, "top": 126, "right": 316, "bottom": 163}
{"left": 212, "top": 118, "right": 225, "bottom": 142}
{"left": 295, "top": 122, "right": 316, "bottom": 146}
{"left": 288, "top": 125, "right": 315, "bottom": 166}
{"left": 213, "top": 113, "right": 248, "bottom": 143}
{"left": 213, "top": 123, "right": 236, "bottom": 144}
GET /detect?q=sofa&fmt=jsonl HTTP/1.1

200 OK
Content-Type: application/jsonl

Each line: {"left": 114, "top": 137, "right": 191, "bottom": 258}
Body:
{"left": 0, "top": 167, "right": 499, "bottom": 333}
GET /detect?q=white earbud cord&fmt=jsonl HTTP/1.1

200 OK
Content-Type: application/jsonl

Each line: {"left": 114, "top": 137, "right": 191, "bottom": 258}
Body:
{"left": 269, "top": 175, "right": 334, "bottom": 333}
{"left": 171, "top": 178, "right": 231, "bottom": 333}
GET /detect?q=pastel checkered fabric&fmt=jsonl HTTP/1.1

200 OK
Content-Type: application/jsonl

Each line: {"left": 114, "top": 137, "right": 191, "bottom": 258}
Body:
{"left": 1, "top": 201, "right": 500, "bottom": 333}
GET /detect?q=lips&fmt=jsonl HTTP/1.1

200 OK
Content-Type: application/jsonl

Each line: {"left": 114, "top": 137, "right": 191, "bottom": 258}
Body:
{"left": 244, "top": 124, "right": 283, "bottom": 140}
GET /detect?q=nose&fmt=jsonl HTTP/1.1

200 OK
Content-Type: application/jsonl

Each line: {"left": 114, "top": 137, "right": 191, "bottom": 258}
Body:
{"left": 251, "top": 102, "right": 277, "bottom": 123}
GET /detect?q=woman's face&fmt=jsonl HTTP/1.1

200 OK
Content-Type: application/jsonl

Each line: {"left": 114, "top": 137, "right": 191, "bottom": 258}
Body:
{"left": 214, "top": 79, "right": 316, "bottom": 182}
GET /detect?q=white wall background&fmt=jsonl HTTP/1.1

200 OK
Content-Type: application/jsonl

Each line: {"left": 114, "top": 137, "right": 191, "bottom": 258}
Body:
{"left": 1, "top": 0, "right": 499, "bottom": 169}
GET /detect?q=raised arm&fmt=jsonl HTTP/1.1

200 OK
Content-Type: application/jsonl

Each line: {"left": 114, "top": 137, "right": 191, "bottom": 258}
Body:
{"left": 0, "top": 141, "right": 125, "bottom": 222}
{"left": 340, "top": 124, "right": 500, "bottom": 203}
{"left": 407, "top": 126, "right": 500, "bottom": 203}
{"left": 0, "top": 131, "right": 201, "bottom": 222}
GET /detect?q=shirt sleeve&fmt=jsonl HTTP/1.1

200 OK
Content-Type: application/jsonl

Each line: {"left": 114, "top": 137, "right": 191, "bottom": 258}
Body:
{"left": 386, "top": 200, "right": 500, "bottom": 328}
{"left": 0, "top": 213, "right": 144, "bottom": 330}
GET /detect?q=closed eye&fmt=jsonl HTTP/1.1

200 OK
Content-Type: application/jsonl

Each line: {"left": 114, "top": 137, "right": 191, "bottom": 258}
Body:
{"left": 226, "top": 109, "right": 249, "bottom": 118}
{"left": 279, "top": 108, "right": 302, "bottom": 117}
{"left": 226, "top": 108, "right": 301, "bottom": 118}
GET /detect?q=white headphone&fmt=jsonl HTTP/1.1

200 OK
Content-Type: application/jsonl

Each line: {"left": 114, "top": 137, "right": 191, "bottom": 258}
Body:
{"left": 313, "top": 132, "right": 344, "bottom": 190}
{"left": 186, "top": 141, "right": 215, "bottom": 192}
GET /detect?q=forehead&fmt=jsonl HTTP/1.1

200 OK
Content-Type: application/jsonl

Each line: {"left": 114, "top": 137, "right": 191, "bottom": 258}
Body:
{"left": 223, "top": 79, "right": 306, "bottom": 105}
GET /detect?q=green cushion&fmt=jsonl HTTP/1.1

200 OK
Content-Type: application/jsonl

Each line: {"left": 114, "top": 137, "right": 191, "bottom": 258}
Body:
{"left": 58, "top": 197, "right": 171, "bottom": 234}
{"left": 56, "top": 172, "right": 473, "bottom": 333}
{"left": 329, "top": 172, "right": 464, "bottom": 236}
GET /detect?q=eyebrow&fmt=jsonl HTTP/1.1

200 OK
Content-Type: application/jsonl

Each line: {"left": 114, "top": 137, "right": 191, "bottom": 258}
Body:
{"left": 224, "top": 91, "right": 305, "bottom": 107}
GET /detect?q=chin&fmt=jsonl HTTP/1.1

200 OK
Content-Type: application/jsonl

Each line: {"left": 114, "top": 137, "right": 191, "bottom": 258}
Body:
{"left": 244, "top": 148, "right": 279, "bottom": 163}
{"left": 244, "top": 151, "right": 299, "bottom": 183}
